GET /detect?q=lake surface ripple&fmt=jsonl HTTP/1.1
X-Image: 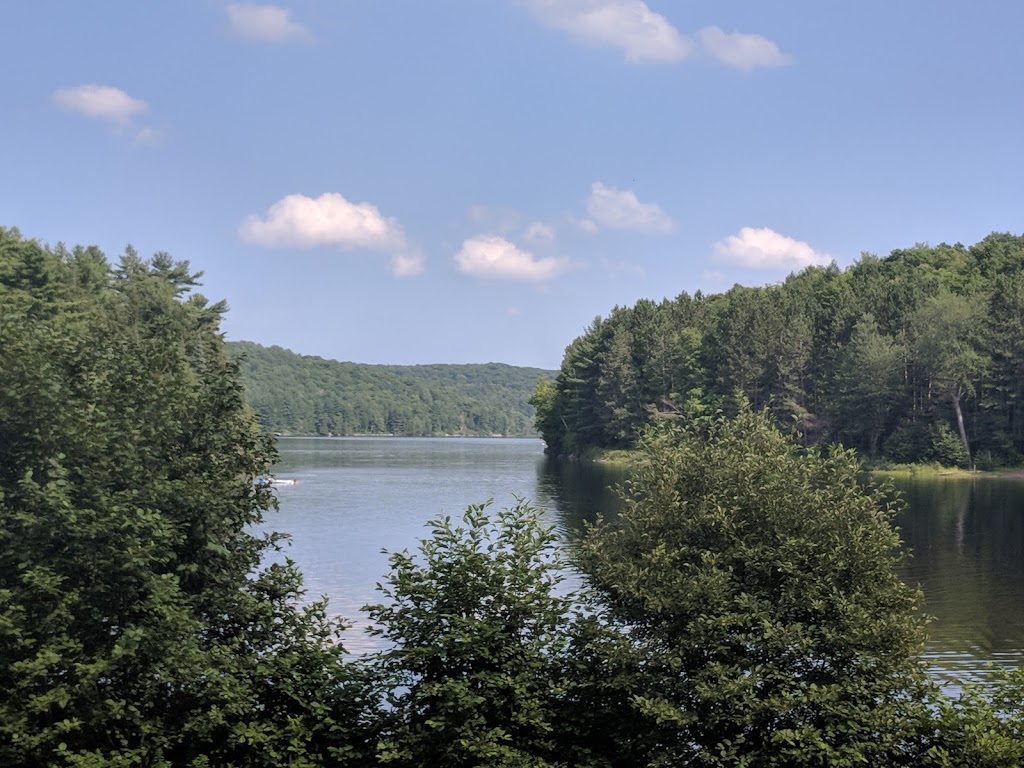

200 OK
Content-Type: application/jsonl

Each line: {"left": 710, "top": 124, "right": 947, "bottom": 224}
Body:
{"left": 271, "top": 437, "right": 1024, "bottom": 679}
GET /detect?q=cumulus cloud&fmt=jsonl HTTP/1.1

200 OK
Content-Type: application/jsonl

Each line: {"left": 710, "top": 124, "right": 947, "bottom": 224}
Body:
{"left": 519, "top": 2, "right": 791, "bottom": 70}
{"left": 521, "top": 0, "right": 692, "bottom": 62}
{"left": 698, "top": 27, "right": 792, "bottom": 71}
{"left": 227, "top": 3, "right": 313, "bottom": 43}
{"left": 455, "top": 235, "right": 567, "bottom": 282}
{"left": 52, "top": 84, "right": 147, "bottom": 124}
{"left": 584, "top": 182, "right": 673, "bottom": 233}
{"left": 388, "top": 250, "right": 426, "bottom": 278}
{"left": 240, "top": 192, "right": 423, "bottom": 277}
{"left": 711, "top": 227, "right": 830, "bottom": 270}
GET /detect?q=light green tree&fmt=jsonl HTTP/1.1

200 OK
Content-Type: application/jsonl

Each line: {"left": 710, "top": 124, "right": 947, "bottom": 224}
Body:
{"left": 365, "top": 501, "right": 596, "bottom": 768}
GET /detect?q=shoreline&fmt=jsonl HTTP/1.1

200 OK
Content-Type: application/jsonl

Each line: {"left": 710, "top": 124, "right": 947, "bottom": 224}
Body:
{"left": 272, "top": 433, "right": 542, "bottom": 440}
{"left": 571, "top": 447, "right": 1024, "bottom": 480}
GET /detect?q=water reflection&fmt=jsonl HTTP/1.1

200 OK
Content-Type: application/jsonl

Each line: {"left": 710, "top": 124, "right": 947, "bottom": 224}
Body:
{"left": 533, "top": 458, "right": 627, "bottom": 539}
{"left": 892, "top": 476, "right": 1024, "bottom": 681}
{"left": 542, "top": 459, "right": 1024, "bottom": 683}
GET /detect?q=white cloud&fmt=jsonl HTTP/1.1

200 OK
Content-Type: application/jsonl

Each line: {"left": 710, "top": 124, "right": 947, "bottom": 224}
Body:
{"left": 455, "top": 235, "right": 567, "bottom": 282}
{"left": 523, "top": 221, "right": 556, "bottom": 245}
{"left": 584, "top": 182, "right": 673, "bottom": 233}
{"left": 389, "top": 250, "right": 425, "bottom": 278}
{"left": 520, "top": 3, "right": 791, "bottom": 70}
{"left": 240, "top": 192, "right": 422, "bottom": 277}
{"left": 133, "top": 126, "right": 159, "bottom": 146}
{"left": 52, "top": 84, "right": 147, "bottom": 124}
{"left": 698, "top": 27, "right": 792, "bottom": 71}
{"left": 521, "top": 0, "right": 692, "bottom": 62}
{"left": 227, "top": 3, "right": 313, "bottom": 43}
{"left": 711, "top": 227, "right": 830, "bottom": 270}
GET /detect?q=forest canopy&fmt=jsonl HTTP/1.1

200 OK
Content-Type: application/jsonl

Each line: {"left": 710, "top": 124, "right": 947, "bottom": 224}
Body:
{"left": 534, "top": 232, "right": 1024, "bottom": 468}
{"left": 229, "top": 341, "right": 553, "bottom": 437}
{"left": 3, "top": 225, "right": 1024, "bottom": 765}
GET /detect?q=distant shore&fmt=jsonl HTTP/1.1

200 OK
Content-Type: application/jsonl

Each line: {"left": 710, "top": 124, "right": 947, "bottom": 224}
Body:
{"left": 273, "top": 432, "right": 542, "bottom": 440}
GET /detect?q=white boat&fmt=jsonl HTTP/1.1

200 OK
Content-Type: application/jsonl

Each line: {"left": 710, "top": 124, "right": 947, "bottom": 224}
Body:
{"left": 257, "top": 476, "right": 297, "bottom": 487}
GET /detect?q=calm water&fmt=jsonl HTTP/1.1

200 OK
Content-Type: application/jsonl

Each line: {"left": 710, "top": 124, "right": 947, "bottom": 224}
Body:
{"left": 271, "top": 437, "right": 1024, "bottom": 679}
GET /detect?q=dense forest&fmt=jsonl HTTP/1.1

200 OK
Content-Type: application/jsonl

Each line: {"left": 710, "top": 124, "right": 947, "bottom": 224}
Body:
{"left": 534, "top": 232, "right": 1024, "bottom": 468}
{"left": 5, "top": 225, "right": 1024, "bottom": 765}
{"left": 229, "top": 341, "right": 553, "bottom": 437}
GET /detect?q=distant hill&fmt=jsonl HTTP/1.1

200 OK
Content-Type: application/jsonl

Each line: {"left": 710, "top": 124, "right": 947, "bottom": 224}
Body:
{"left": 228, "top": 341, "right": 554, "bottom": 437}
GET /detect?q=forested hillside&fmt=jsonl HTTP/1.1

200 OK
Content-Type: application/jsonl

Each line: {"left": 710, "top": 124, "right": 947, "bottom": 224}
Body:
{"left": 229, "top": 341, "right": 554, "bottom": 436}
{"left": 534, "top": 232, "right": 1024, "bottom": 467}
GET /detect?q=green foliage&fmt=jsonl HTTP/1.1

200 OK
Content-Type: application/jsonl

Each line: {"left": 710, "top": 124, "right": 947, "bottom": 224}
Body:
{"left": 831, "top": 313, "right": 905, "bottom": 455}
{"left": 529, "top": 379, "right": 564, "bottom": 455}
{"left": 0, "top": 228, "right": 371, "bottom": 766}
{"left": 923, "top": 669, "right": 1024, "bottom": 767}
{"left": 6, "top": 224, "right": 1024, "bottom": 766}
{"left": 537, "top": 232, "right": 1024, "bottom": 467}
{"left": 229, "top": 341, "right": 554, "bottom": 437}
{"left": 365, "top": 501, "right": 591, "bottom": 768}
{"left": 580, "top": 406, "right": 934, "bottom": 767}
{"left": 929, "top": 422, "right": 971, "bottom": 468}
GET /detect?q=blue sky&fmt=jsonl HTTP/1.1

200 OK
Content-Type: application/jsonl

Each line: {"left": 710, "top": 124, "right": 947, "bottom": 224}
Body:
{"left": 3, "top": 1, "right": 1022, "bottom": 369}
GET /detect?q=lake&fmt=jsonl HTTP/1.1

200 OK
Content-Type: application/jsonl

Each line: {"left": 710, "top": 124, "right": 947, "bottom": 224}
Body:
{"left": 270, "top": 436, "right": 1024, "bottom": 681}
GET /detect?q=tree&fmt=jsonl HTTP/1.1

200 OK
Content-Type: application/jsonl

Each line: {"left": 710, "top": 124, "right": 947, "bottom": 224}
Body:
{"left": 0, "top": 230, "right": 371, "bottom": 766}
{"left": 831, "top": 313, "right": 906, "bottom": 455}
{"left": 530, "top": 379, "right": 565, "bottom": 455}
{"left": 580, "top": 406, "right": 933, "bottom": 767}
{"left": 982, "top": 273, "right": 1024, "bottom": 461}
{"left": 365, "top": 501, "right": 592, "bottom": 768}
{"left": 922, "top": 668, "right": 1024, "bottom": 767}
{"left": 911, "top": 291, "right": 989, "bottom": 464}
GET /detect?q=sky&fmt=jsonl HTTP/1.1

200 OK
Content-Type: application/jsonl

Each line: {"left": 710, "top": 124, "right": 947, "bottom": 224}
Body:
{"left": 2, "top": 1, "right": 1022, "bottom": 369}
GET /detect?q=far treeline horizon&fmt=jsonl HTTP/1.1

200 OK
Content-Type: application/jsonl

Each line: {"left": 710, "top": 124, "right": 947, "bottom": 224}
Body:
{"left": 234, "top": 231, "right": 1024, "bottom": 470}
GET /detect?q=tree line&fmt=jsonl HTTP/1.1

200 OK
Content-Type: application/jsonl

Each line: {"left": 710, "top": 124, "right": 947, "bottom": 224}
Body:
{"left": 533, "top": 232, "right": 1024, "bottom": 468}
{"left": 229, "top": 341, "right": 552, "bottom": 437}
{"left": 4, "top": 226, "right": 1024, "bottom": 766}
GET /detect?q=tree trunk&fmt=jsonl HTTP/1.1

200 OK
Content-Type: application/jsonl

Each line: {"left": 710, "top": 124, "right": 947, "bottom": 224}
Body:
{"left": 951, "top": 389, "right": 971, "bottom": 465}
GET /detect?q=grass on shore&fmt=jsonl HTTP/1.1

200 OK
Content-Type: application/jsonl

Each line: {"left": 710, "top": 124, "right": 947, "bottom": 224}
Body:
{"left": 581, "top": 450, "right": 1024, "bottom": 480}
{"left": 865, "top": 462, "right": 979, "bottom": 479}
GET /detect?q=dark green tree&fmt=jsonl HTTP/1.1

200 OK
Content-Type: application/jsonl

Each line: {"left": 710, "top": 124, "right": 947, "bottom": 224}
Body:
{"left": 910, "top": 291, "right": 989, "bottom": 464}
{"left": 831, "top": 313, "right": 906, "bottom": 455}
{"left": 580, "top": 407, "right": 933, "bottom": 767}
{"left": 0, "top": 229, "right": 371, "bottom": 767}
